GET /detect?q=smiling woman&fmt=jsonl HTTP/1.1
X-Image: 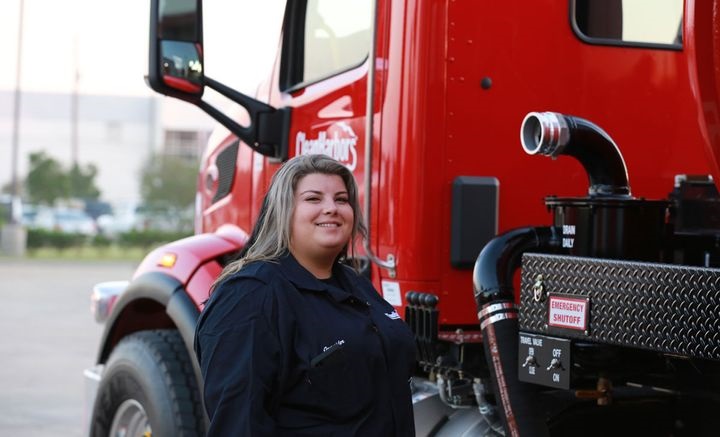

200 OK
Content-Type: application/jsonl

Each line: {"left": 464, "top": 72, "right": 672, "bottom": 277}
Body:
{"left": 290, "top": 173, "right": 354, "bottom": 278}
{"left": 194, "top": 154, "right": 417, "bottom": 436}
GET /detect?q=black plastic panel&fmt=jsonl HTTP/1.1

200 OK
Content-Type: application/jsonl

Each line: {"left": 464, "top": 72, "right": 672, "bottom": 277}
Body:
{"left": 450, "top": 176, "right": 498, "bottom": 268}
{"left": 519, "top": 253, "right": 720, "bottom": 361}
{"left": 212, "top": 141, "right": 238, "bottom": 204}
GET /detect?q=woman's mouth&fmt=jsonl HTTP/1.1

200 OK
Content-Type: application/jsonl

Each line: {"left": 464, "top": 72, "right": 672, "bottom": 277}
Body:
{"left": 316, "top": 222, "right": 340, "bottom": 227}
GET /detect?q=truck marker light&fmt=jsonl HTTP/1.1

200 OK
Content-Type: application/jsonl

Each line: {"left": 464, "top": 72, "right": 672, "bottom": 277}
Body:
{"left": 158, "top": 253, "right": 178, "bottom": 268}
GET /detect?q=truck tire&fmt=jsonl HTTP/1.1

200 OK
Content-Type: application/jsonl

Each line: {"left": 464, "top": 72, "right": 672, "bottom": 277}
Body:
{"left": 90, "top": 329, "right": 205, "bottom": 437}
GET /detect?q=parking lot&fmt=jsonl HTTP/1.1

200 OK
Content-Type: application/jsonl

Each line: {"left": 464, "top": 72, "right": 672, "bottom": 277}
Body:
{"left": 0, "top": 259, "right": 137, "bottom": 436}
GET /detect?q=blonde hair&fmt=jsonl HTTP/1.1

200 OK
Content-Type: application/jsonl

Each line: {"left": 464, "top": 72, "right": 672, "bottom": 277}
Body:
{"left": 214, "top": 154, "right": 367, "bottom": 286}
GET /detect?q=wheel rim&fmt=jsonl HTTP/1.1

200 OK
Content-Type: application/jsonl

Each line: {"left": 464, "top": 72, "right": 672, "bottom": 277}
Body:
{"left": 109, "top": 399, "right": 152, "bottom": 437}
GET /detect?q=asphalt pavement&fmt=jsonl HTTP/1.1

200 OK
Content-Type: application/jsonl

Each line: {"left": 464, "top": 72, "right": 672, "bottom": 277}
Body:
{"left": 0, "top": 259, "right": 137, "bottom": 437}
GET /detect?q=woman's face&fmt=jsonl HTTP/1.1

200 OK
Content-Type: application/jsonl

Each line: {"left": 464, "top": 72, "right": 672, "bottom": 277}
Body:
{"left": 289, "top": 173, "right": 354, "bottom": 263}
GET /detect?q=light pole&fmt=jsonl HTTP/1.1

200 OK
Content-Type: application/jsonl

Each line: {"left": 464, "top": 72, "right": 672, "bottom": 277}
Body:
{"left": 70, "top": 35, "right": 79, "bottom": 197}
{"left": 2, "top": 0, "right": 27, "bottom": 256}
{"left": 10, "top": 0, "right": 24, "bottom": 224}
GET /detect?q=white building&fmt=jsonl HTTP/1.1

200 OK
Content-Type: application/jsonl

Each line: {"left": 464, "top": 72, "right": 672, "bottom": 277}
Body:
{"left": 0, "top": 90, "right": 214, "bottom": 208}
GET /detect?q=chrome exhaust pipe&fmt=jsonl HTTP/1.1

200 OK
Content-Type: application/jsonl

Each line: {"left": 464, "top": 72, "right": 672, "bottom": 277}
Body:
{"left": 521, "top": 112, "right": 630, "bottom": 197}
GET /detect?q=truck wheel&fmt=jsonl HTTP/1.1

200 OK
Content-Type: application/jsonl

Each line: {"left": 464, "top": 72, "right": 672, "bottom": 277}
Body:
{"left": 90, "top": 330, "right": 205, "bottom": 437}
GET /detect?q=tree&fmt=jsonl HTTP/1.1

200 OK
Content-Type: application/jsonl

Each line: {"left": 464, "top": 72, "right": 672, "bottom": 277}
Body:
{"left": 68, "top": 163, "right": 101, "bottom": 200}
{"left": 140, "top": 154, "right": 197, "bottom": 211}
{"left": 25, "top": 152, "right": 69, "bottom": 205}
{"left": 24, "top": 152, "right": 102, "bottom": 205}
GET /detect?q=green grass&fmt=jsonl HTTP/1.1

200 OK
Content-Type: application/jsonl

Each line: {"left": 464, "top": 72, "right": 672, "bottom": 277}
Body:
{"left": 24, "top": 245, "right": 147, "bottom": 262}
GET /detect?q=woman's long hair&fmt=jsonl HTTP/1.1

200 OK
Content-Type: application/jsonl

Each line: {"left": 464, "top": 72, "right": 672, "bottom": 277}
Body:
{"left": 213, "top": 154, "right": 367, "bottom": 286}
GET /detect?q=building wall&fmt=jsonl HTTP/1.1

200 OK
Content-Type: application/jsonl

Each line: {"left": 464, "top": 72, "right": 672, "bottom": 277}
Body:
{"left": 0, "top": 90, "right": 214, "bottom": 206}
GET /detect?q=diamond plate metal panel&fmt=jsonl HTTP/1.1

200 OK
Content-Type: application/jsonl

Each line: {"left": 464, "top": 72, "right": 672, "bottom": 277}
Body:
{"left": 519, "top": 253, "right": 720, "bottom": 360}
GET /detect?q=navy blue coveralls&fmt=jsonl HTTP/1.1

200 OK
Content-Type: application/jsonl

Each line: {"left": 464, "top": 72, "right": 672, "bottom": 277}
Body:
{"left": 195, "top": 253, "right": 416, "bottom": 436}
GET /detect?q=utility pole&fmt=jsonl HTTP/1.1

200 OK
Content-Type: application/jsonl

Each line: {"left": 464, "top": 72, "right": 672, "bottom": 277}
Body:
{"left": 70, "top": 36, "right": 79, "bottom": 197}
{"left": 10, "top": 0, "right": 24, "bottom": 223}
{"left": 2, "top": 0, "right": 27, "bottom": 256}
{"left": 72, "top": 37, "right": 79, "bottom": 166}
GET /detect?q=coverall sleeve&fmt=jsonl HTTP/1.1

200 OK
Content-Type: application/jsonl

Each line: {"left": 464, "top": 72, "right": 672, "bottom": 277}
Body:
{"left": 195, "top": 277, "right": 281, "bottom": 436}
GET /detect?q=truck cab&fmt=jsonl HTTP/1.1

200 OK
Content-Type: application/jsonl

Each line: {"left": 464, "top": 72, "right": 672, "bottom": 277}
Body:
{"left": 86, "top": 1, "right": 720, "bottom": 436}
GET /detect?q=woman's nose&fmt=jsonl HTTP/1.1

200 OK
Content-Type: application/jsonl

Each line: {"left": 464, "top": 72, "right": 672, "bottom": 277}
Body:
{"left": 322, "top": 200, "right": 337, "bottom": 214}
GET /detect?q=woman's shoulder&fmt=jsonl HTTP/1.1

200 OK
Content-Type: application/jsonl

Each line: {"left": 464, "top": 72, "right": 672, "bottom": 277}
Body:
{"left": 229, "top": 259, "right": 284, "bottom": 283}
{"left": 199, "top": 261, "right": 283, "bottom": 333}
{"left": 211, "top": 259, "right": 292, "bottom": 304}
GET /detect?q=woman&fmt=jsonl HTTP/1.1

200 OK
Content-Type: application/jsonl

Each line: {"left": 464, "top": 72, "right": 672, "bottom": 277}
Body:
{"left": 194, "top": 154, "right": 416, "bottom": 436}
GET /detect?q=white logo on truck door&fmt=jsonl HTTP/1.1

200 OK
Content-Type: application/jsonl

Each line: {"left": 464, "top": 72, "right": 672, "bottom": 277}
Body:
{"left": 296, "top": 122, "right": 358, "bottom": 170}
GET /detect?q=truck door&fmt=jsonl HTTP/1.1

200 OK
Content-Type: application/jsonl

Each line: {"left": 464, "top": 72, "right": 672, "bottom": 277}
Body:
{"left": 257, "top": 0, "right": 381, "bottom": 252}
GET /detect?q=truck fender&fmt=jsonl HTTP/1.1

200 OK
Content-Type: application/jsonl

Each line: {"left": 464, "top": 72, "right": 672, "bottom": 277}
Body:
{"left": 95, "top": 271, "right": 199, "bottom": 366}
{"left": 97, "top": 226, "right": 249, "bottom": 365}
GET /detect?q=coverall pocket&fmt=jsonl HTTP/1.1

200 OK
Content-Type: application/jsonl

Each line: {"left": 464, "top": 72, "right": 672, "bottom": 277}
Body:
{"left": 306, "top": 355, "right": 372, "bottom": 417}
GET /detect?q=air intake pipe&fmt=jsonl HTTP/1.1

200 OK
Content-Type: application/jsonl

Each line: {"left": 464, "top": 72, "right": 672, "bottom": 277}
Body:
{"left": 520, "top": 111, "right": 630, "bottom": 197}
{"left": 521, "top": 111, "right": 667, "bottom": 261}
{"left": 474, "top": 226, "right": 559, "bottom": 437}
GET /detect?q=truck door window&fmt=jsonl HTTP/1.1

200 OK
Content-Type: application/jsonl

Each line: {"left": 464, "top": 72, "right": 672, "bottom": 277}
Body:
{"left": 572, "top": 0, "right": 683, "bottom": 49}
{"left": 283, "top": 0, "right": 371, "bottom": 90}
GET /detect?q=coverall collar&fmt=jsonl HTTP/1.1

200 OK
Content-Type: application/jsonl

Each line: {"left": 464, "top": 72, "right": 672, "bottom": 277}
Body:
{"left": 277, "top": 253, "right": 354, "bottom": 303}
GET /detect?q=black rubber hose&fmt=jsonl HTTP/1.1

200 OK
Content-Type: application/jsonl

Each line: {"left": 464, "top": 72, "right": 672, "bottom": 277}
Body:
{"left": 474, "top": 227, "right": 559, "bottom": 437}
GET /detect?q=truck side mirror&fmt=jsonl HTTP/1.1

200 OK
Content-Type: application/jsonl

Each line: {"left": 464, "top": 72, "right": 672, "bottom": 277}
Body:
{"left": 147, "top": 0, "right": 291, "bottom": 160}
{"left": 148, "top": 0, "right": 204, "bottom": 100}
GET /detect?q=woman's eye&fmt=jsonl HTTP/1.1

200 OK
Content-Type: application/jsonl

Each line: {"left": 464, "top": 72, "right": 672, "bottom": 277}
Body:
{"left": 336, "top": 197, "right": 349, "bottom": 204}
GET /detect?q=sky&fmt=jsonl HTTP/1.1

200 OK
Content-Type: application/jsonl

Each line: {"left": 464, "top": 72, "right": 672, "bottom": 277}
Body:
{"left": 0, "top": 0, "right": 152, "bottom": 96}
{"left": 0, "top": 0, "right": 285, "bottom": 207}
{"left": 0, "top": 0, "right": 285, "bottom": 96}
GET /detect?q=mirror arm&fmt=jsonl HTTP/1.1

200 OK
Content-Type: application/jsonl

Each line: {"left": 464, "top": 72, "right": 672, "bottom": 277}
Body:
{"left": 205, "top": 76, "right": 272, "bottom": 118}
{"left": 202, "top": 76, "right": 290, "bottom": 160}
{"left": 196, "top": 100, "right": 273, "bottom": 156}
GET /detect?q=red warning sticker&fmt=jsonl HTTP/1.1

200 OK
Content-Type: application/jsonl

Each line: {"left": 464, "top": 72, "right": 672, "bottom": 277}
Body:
{"left": 548, "top": 295, "right": 589, "bottom": 331}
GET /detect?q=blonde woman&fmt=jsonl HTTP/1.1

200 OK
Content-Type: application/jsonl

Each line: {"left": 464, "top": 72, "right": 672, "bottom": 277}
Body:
{"left": 195, "top": 154, "right": 415, "bottom": 436}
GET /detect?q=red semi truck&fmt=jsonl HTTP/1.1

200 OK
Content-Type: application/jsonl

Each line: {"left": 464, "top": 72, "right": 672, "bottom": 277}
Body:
{"left": 84, "top": 0, "right": 720, "bottom": 435}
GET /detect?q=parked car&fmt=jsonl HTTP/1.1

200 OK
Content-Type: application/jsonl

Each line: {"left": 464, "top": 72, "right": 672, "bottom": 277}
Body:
{"left": 96, "top": 202, "right": 145, "bottom": 237}
{"left": 34, "top": 208, "right": 98, "bottom": 236}
{"left": 21, "top": 204, "right": 38, "bottom": 227}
